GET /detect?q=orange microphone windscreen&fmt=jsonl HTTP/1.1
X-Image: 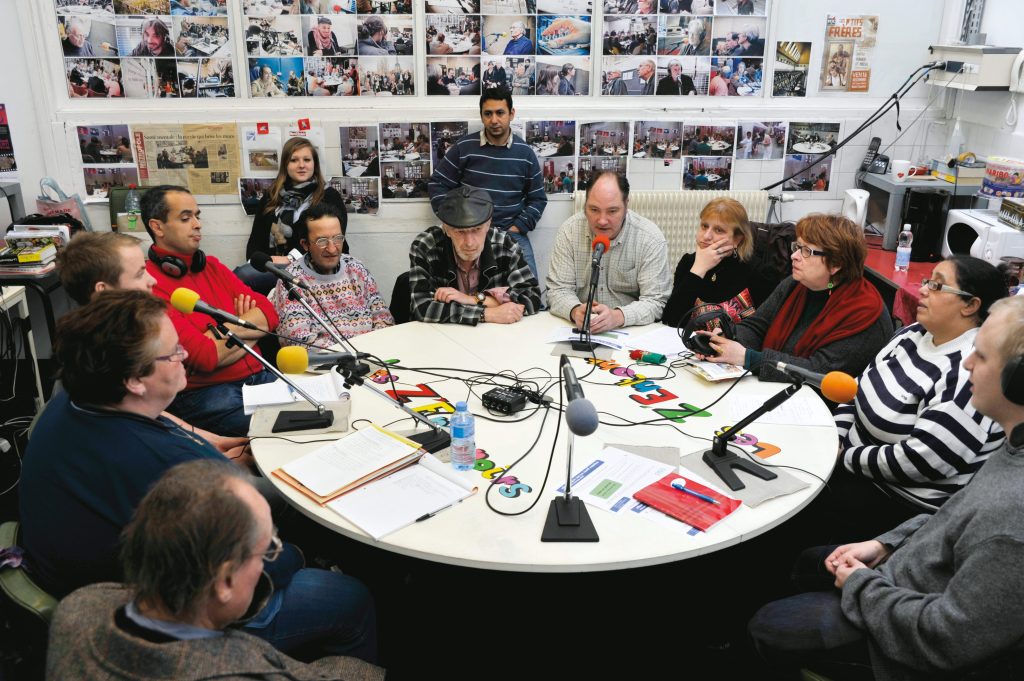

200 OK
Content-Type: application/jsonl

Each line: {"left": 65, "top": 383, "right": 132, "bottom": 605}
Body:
{"left": 276, "top": 345, "right": 309, "bottom": 374}
{"left": 821, "top": 371, "right": 858, "bottom": 403}
{"left": 169, "top": 287, "right": 200, "bottom": 315}
{"left": 592, "top": 234, "right": 611, "bottom": 252}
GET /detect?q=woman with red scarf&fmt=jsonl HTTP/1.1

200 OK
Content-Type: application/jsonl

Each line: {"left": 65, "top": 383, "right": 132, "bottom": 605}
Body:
{"left": 704, "top": 213, "right": 893, "bottom": 384}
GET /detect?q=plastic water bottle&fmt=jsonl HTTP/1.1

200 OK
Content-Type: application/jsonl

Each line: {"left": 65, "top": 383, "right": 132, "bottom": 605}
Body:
{"left": 449, "top": 401, "right": 475, "bottom": 471}
{"left": 895, "top": 224, "right": 913, "bottom": 272}
{"left": 124, "top": 184, "right": 141, "bottom": 231}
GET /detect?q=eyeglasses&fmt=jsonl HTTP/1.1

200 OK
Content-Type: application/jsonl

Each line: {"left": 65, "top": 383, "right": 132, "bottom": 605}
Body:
{"left": 790, "top": 241, "right": 827, "bottom": 258}
{"left": 154, "top": 343, "right": 187, "bottom": 363}
{"left": 921, "top": 278, "right": 974, "bottom": 297}
{"left": 313, "top": 235, "right": 345, "bottom": 248}
{"left": 259, "top": 529, "right": 283, "bottom": 563}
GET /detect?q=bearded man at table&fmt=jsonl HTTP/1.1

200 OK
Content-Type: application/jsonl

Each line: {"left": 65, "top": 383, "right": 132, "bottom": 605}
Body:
{"left": 410, "top": 185, "right": 540, "bottom": 325}
{"left": 546, "top": 171, "right": 671, "bottom": 333}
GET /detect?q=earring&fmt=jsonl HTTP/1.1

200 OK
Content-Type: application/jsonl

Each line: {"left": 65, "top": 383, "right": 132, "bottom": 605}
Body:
{"left": 827, "top": 279, "right": 835, "bottom": 295}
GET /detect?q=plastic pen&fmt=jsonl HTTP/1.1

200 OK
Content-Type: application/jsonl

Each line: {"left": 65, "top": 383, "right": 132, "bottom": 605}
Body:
{"left": 670, "top": 479, "right": 720, "bottom": 505}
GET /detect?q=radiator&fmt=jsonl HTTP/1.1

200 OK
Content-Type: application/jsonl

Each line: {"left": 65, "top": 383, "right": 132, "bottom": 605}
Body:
{"left": 573, "top": 190, "right": 770, "bottom": 268}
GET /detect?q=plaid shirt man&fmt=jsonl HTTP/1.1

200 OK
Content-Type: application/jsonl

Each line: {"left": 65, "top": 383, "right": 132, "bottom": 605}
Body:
{"left": 409, "top": 225, "right": 541, "bottom": 325}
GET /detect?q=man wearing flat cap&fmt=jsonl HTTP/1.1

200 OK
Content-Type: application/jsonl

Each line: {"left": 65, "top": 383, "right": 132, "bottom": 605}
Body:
{"left": 409, "top": 185, "right": 541, "bottom": 325}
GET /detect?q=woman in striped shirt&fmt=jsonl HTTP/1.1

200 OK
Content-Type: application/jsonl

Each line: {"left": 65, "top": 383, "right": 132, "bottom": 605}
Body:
{"left": 828, "top": 255, "right": 1007, "bottom": 539}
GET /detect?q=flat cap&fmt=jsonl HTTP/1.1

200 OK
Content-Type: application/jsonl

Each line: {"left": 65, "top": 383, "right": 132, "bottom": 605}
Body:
{"left": 436, "top": 185, "right": 493, "bottom": 228}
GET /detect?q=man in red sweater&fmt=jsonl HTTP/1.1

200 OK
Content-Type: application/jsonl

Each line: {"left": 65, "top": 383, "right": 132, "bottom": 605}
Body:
{"left": 143, "top": 185, "right": 279, "bottom": 436}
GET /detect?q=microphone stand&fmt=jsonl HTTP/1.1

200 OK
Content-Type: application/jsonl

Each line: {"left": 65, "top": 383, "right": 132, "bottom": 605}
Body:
{"left": 211, "top": 322, "right": 333, "bottom": 433}
{"left": 331, "top": 356, "right": 452, "bottom": 454}
{"left": 570, "top": 255, "right": 602, "bottom": 352}
{"left": 701, "top": 380, "right": 801, "bottom": 491}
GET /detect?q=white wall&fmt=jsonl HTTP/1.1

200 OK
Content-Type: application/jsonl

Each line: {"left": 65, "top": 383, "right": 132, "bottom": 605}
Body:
{"left": 1, "top": 0, "right": 979, "bottom": 306}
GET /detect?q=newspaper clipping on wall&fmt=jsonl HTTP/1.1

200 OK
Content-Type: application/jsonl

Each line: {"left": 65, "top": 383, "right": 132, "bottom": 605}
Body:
{"left": 819, "top": 15, "right": 877, "bottom": 93}
{"left": 184, "top": 123, "right": 240, "bottom": 195}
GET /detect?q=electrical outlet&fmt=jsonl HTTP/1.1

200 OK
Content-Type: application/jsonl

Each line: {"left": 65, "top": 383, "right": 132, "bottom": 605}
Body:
{"left": 962, "top": 63, "right": 980, "bottom": 74}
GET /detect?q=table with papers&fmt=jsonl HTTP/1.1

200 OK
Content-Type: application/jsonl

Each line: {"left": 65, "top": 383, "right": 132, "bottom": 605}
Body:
{"left": 252, "top": 313, "right": 837, "bottom": 572}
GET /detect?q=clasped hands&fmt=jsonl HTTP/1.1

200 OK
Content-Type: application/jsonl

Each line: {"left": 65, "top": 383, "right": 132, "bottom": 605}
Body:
{"left": 571, "top": 302, "right": 624, "bottom": 334}
{"left": 824, "top": 540, "right": 891, "bottom": 588}
{"left": 434, "top": 287, "right": 524, "bottom": 324}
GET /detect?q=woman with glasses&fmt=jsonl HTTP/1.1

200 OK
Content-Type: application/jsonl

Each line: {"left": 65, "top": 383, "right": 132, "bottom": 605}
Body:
{"left": 239, "top": 137, "right": 347, "bottom": 295}
{"left": 702, "top": 213, "right": 893, "bottom": 383}
{"left": 271, "top": 203, "right": 393, "bottom": 346}
{"left": 662, "top": 197, "right": 773, "bottom": 328}
{"left": 826, "top": 255, "right": 1007, "bottom": 536}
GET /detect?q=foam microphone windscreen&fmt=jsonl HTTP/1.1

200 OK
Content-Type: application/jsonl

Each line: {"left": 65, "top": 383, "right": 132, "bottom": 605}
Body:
{"left": 821, "top": 371, "right": 858, "bottom": 403}
{"left": 566, "top": 398, "right": 599, "bottom": 437}
{"left": 169, "top": 287, "right": 200, "bottom": 314}
{"left": 277, "top": 345, "right": 309, "bottom": 374}
{"left": 592, "top": 234, "right": 611, "bottom": 252}
{"left": 249, "top": 251, "right": 272, "bottom": 272}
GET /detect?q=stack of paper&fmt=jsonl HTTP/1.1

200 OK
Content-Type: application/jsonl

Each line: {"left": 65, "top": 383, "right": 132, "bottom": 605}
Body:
{"left": 242, "top": 371, "right": 349, "bottom": 415}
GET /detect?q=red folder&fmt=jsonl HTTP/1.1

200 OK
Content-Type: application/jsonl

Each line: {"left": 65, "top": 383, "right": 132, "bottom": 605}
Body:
{"left": 633, "top": 474, "right": 740, "bottom": 532}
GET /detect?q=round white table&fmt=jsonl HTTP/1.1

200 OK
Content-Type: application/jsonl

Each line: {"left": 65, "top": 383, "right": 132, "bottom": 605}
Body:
{"left": 709, "top": 140, "right": 730, "bottom": 151}
{"left": 532, "top": 142, "right": 560, "bottom": 157}
{"left": 792, "top": 141, "right": 830, "bottom": 154}
{"left": 253, "top": 314, "right": 837, "bottom": 573}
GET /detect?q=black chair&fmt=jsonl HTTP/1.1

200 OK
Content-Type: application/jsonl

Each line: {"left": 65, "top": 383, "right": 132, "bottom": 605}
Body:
{"left": 389, "top": 271, "right": 411, "bottom": 324}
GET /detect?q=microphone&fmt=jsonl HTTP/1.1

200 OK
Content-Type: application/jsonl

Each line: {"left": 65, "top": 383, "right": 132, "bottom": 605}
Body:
{"left": 591, "top": 234, "right": 610, "bottom": 268}
{"left": 170, "top": 287, "right": 260, "bottom": 330}
{"left": 277, "top": 345, "right": 359, "bottom": 374}
{"left": 560, "top": 354, "right": 598, "bottom": 436}
{"left": 774, "top": 362, "right": 858, "bottom": 403}
{"left": 250, "top": 251, "right": 310, "bottom": 291}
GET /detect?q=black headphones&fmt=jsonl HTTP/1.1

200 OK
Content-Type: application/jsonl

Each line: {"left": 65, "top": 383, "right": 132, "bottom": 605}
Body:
{"left": 147, "top": 245, "right": 206, "bottom": 279}
{"left": 1003, "top": 354, "right": 1024, "bottom": 405}
{"left": 678, "top": 303, "right": 736, "bottom": 356}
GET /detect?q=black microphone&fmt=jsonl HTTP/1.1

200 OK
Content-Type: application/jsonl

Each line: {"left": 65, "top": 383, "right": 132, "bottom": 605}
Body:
{"left": 774, "top": 362, "right": 858, "bottom": 403}
{"left": 561, "top": 354, "right": 598, "bottom": 436}
{"left": 250, "top": 251, "right": 311, "bottom": 291}
{"left": 170, "top": 288, "right": 260, "bottom": 330}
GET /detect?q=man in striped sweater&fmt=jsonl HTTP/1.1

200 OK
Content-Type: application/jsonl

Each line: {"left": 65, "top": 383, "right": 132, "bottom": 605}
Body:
{"left": 428, "top": 88, "right": 547, "bottom": 277}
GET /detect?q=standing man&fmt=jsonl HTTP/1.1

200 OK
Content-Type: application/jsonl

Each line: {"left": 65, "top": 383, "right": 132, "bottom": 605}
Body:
{"left": 143, "top": 185, "right": 279, "bottom": 436}
{"left": 546, "top": 171, "right": 671, "bottom": 332}
{"left": 749, "top": 296, "right": 1024, "bottom": 679}
{"left": 428, "top": 89, "right": 546, "bottom": 277}
{"left": 410, "top": 186, "right": 540, "bottom": 325}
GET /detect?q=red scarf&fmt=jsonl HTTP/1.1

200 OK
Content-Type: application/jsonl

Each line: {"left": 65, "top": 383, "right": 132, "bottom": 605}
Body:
{"left": 762, "top": 277, "right": 883, "bottom": 358}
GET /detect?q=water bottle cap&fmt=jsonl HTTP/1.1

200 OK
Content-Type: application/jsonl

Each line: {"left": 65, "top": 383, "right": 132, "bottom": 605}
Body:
{"left": 129, "top": 183, "right": 137, "bottom": 189}
{"left": 456, "top": 401, "right": 468, "bottom": 411}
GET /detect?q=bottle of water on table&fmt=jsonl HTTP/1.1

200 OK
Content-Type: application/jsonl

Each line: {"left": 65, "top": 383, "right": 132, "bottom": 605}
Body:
{"left": 895, "top": 224, "right": 913, "bottom": 272}
{"left": 450, "top": 401, "right": 475, "bottom": 471}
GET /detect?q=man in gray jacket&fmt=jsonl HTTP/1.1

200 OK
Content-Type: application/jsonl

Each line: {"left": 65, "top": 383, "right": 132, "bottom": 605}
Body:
{"left": 749, "top": 295, "right": 1024, "bottom": 680}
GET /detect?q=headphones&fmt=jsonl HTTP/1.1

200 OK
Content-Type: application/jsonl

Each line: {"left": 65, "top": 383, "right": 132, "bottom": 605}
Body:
{"left": 148, "top": 245, "right": 206, "bottom": 279}
{"left": 1003, "top": 354, "right": 1024, "bottom": 405}
{"left": 679, "top": 303, "right": 736, "bottom": 356}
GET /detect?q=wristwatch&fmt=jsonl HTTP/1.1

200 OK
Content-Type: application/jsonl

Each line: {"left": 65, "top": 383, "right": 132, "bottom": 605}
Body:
{"left": 475, "top": 291, "right": 486, "bottom": 305}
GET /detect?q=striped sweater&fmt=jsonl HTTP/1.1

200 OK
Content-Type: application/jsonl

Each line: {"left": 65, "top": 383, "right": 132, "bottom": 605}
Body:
{"left": 427, "top": 131, "right": 547, "bottom": 233}
{"left": 834, "top": 323, "right": 1005, "bottom": 511}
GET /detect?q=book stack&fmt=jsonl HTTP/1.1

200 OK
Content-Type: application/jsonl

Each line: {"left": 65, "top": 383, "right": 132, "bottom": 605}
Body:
{"left": 0, "top": 224, "right": 71, "bottom": 275}
{"left": 929, "top": 159, "right": 987, "bottom": 186}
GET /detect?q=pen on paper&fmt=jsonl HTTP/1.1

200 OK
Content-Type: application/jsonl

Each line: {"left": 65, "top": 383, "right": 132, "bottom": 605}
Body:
{"left": 670, "top": 479, "right": 720, "bottom": 505}
{"left": 416, "top": 503, "right": 456, "bottom": 522}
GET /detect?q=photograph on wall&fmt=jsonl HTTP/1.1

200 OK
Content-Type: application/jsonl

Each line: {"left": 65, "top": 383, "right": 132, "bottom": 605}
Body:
{"left": 786, "top": 121, "right": 839, "bottom": 155}
{"left": 426, "top": 56, "right": 481, "bottom": 95}
{"left": 306, "top": 0, "right": 355, "bottom": 11}
{"left": 535, "top": 56, "right": 589, "bottom": 94}
{"left": 736, "top": 121, "right": 785, "bottom": 159}
{"left": 710, "top": 16, "right": 764, "bottom": 57}
{"left": 658, "top": 0, "right": 712, "bottom": 14}
{"left": 77, "top": 125, "right": 135, "bottom": 165}
{"left": 172, "top": 15, "right": 230, "bottom": 58}
{"left": 602, "top": 0, "right": 655, "bottom": 15}
{"left": 302, "top": 14, "right": 357, "bottom": 56}
{"left": 820, "top": 15, "right": 877, "bottom": 93}
{"left": 772, "top": 40, "right": 809, "bottom": 97}
{"left": 481, "top": 0, "right": 536, "bottom": 12}
{"left": 183, "top": 123, "right": 240, "bottom": 195}
{"left": 658, "top": 15, "right": 710, "bottom": 56}
{"left": 359, "top": 56, "right": 414, "bottom": 95}
{"left": 59, "top": 14, "right": 119, "bottom": 58}
{"left": 56, "top": 0, "right": 115, "bottom": 19}
{"left": 707, "top": 56, "right": 760, "bottom": 95}
{"left": 497, "top": 56, "right": 536, "bottom": 94}
{"left": 65, "top": 58, "right": 124, "bottom": 98}
{"left": 356, "top": 1, "right": 409, "bottom": 12}
{"left": 82, "top": 166, "right": 140, "bottom": 200}
{"left": 538, "top": 0, "right": 592, "bottom": 13}
{"left": 171, "top": 0, "right": 228, "bottom": 15}
{"left": 576, "top": 154, "right": 626, "bottom": 191}
{"left": 425, "top": 14, "right": 480, "bottom": 55}
{"left": 246, "top": 16, "right": 303, "bottom": 56}
{"left": 132, "top": 123, "right": 188, "bottom": 187}
{"left": 655, "top": 55, "right": 707, "bottom": 94}
{"left": 514, "top": 119, "right": 575, "bottom": 194}
{"left": 536, "top": 15, "right": 590, "bottom": 55}
{"left": 682, "top": 156, "right": 731, "bottom": 190}
{"left": 114, "top": 0, "right": 169, "bottom": 13}
{"left": 249, "top": 56, "right": 306, "bottom": 96}
{"left": 580, "top": 121, "right": 628, "bottom": 157}
{"left": 380, "top": 122, "right": 430, "bottom": 200}
{"left": 603, "top": 15, "right": 656, "bottom": 55}
{"left": 601, "top": 56, "right": 656, "bottom": 95}
{"left": 0, "top": 105, "right": 17, "bottom": 179}
{"left": 175, "top": 59, "right": 202, "bottom": 96}
{"left": 482, "top": 15, "right": 535, "bottom": 55}
{"left": 196, "top": 57, "right": 234, "bottom": 96}
{"left": 683, "top": 124, "right": 736, "bottom": 156}
{"left": 633, "top": 120, "right": 682, "bottom": 159}
{"left": 430, "top": 121, "right": 469, "bottom": 168}
{"left": 242, "top": 0, "right": 298, "bottom": 14}
{"left": 340, "top": 125, "right": 380, "bottom": 177}
{"left": 329, "top": 177, "right": 380, "bottom": 215}
{"left": 714, "top": 0, "right": 765, "bottom": 15}
{"left": 783, "top": 153, "right": 833, "bottom": 192}
{"left": 425, "top": 1, "right": 481, "bottom": 12}
{"left": 356, "top": 14, "right": 414, "bottom": 56}
{"left": 240, "top": 124, "right": 283, "bottom": 177}
{"left": 305, "top": 56, "right": 360, "bottom": 95}
{"left": 381, "top": 160, "right": 430, "bottom": 199}
{"left": 240, "top": 177, "right": 275, "bottom": 215}
{"left": 114, "top": 15, "right": 175, "bottom": 57}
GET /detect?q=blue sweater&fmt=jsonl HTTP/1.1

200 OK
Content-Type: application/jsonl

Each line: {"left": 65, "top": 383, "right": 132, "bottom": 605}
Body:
{"left": 19, "top": 392, "right": 226, "bottom": 597}
{"left": 428, "top": 131, "right": 547, "bottom": 233}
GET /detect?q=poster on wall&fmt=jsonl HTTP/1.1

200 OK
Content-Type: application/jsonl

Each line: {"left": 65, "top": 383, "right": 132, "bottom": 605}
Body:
{"left": 784, "top": 121, "right": 840, "bottom": 191}
{"left": 514, "top": 120, "right": 576, "bottom": 195}
{"left": 242, "top": 1, "right": 415, "bottom": 97}
{"left": 772, "top": 41, "right": 809, "bottom": 97}
{"left": 425, "top": 0, "right": 592, "bottom": 97}
{"left": 240, "top": 124, "right": 283, "bottom": 177}
{"left": 0, "top": 105, "right": 18, "bottom": 180}
{"left": 56, "top": 1, "right": 237, "bottom": 99}
{"left": 820, "top": 15, "right": 877, "bottom": 93}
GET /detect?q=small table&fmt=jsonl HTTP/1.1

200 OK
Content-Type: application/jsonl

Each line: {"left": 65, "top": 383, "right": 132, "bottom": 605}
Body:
{"left": 864, "top": 247, "right": 934, "bottom": 326}
{"left": 0, "top": 286, "right": 46, "bottom": 411}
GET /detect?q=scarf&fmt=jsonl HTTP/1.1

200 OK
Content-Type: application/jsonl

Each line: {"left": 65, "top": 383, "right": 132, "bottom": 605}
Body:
{"left": 269, "top": 181, "right": 315, "bottom": 249}
{"left": 762, "top": 277, "right": 883, "bottom": 358}
{"left": 313, "top": 27, "right": 334, "bottom": 52}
